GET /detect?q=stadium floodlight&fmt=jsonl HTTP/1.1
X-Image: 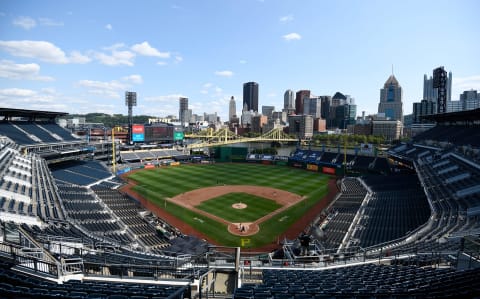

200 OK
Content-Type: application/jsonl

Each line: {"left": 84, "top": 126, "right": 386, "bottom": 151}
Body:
{"left": 125, "top": 91, "right": 137, "bottom": 107}
{"left": 125, "top": 91, "right": 137, "bottom": 144}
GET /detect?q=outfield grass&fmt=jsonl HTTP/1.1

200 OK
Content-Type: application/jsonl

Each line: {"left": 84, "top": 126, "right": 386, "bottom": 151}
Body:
{"left": 196, "top": 192, "right": 282, "bottom": 223}
{"left": 127, "top": 163, "right": 330, "bottom": 248}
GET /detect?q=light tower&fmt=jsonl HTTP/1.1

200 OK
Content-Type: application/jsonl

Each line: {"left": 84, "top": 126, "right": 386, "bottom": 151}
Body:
{"left": 125, "top": 91, "right": 137, "bottom": 144}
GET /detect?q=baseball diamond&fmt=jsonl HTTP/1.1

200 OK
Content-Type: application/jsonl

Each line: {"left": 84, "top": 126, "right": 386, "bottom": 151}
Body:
{"left": 122, "top": 163, "right": 334, "bottom": 249}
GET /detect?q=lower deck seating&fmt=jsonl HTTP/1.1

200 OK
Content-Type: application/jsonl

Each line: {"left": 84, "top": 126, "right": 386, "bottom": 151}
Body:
{"left": 0, "top": 259, "right": 187, "bottom": 299}
{"left": 234, "top": 264, "right": 480, "bottom": 298}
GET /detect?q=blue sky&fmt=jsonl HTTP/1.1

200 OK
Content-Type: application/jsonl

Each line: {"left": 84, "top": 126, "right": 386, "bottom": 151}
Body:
{"left": 0, "top": 0, "right": 479, "bottom": 121}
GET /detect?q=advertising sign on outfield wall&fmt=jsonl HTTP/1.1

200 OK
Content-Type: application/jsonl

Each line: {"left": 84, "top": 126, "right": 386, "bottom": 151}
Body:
{"left": 322, "top": 166, "right": 336, "bottom": 175}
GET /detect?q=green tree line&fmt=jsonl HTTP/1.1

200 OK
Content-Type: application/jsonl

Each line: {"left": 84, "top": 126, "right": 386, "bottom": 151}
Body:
{"left": 67, "top": 113, "right": 154, "bottom": 127}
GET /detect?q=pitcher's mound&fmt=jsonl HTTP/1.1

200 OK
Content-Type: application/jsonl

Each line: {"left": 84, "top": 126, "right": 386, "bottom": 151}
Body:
{"left": 232, "top": 203, "right": 247, "bottom": 209}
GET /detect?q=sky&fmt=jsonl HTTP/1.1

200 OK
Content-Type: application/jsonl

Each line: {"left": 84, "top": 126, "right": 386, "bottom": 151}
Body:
{"left": 0, "top": 0, "right": 479, "bottom": 122}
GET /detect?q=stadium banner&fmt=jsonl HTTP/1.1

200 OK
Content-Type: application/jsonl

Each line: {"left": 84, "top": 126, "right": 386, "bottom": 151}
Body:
{"left": 144, "top": 164, "right": 155, "bottom": 169}
{"left": 132, "top": 124, "right": 145, "bottom": 142}
{"left": 306, "top": 164, "right": 319, "bottom": 172}
{"left": 170, "top": 161, "right": 180, "bottom": 166}
{"left": 322, "top": 166, "right": 336, "bottom": 175}
{"left": 360, "top": 143, "right": 373, "bottom": 154}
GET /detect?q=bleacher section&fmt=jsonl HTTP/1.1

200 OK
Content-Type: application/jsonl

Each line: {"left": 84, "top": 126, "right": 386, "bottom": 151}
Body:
{"left": 315, "top": 178, "right": 367, "bottom": 249}
{"left": 0, "top": 121, "right": 80, "bottom": 145}
{"left": 351, "top": 175, "right": 431, "bottom": 248}
{"left": 0, "top": 142, "right": 65, "bottom": 224}
{"left": 234, "top": 264, "right": 480, "bottom": 298}
{"left": 390, "top": 143, "right": 480, "bottom": 239}
{"left": 57, "top": 183, "right": 136, "bottom": 245}
{"left": 91, "top": 185, "right": 174, "bottom": 251}
{"left": 0, "top": 259, "right": 188, "bottom": 299}
{"left": 413, "top": 124, "right": 480, "bottom": 147}
{"left": 120, "top": 149, "right": 185, "bottom": 162}
{"left": 288, "top": 149, "right": 388, "bottom": 174}
{"left": 50, "top": 160, "right": 112, "bottom": 186}
{"left": 37, "top": 122, "right": 79, "bottom": 141}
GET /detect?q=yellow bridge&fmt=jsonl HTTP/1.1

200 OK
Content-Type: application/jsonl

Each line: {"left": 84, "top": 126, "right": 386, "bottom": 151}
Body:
{"left": 184, "top": 127, "right": 301, "bottom": 149}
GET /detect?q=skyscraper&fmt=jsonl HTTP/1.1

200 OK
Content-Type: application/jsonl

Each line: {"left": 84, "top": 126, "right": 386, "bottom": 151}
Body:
{"left": 320, "top": 96, "right": 331, "bottom": 120}
{"left": 378, "top": 75, "right": 403, "bottom": 122}
{"left": 262, "top": 105, "right": 275, "bottom": 117}
{"left": 229, "top": 96, "right": 236, "bottom": 122}
{"left": 283, "top": 89, "right": 295, "bottom": 114}
{"left": 424, "top": 69, "right": 452, "bottom": 102}
{"left": 243, "top": 82, "right": 259, "bottom": 112}
{"left": 303, "top": 96, "right": 322, "bottom": 119}
{"left": 460, "top": 90, "right": 480, "bottom": 110}
{"left": 295, "top": 90, "right": 310, "bottom": 115}
{"left": 179, "top": 97, "right": 189, "bottom": 127}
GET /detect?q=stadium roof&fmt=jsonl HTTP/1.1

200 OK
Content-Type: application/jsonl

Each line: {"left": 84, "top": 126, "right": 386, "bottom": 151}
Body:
{"left": 0, "top": 107, "right": 68, "bottom": 121}
{"left": 421, "top": 108, "right": 480, "bottom": 123}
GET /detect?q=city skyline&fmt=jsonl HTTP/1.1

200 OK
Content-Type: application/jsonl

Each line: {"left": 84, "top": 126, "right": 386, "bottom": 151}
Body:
{"left": 0, "top": 0, "right": 479, "bottom": 122}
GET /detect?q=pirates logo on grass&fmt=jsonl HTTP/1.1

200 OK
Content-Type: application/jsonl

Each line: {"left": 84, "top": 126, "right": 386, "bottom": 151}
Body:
{"left": 240, "top": 238, "right": 251, "bottom": 247}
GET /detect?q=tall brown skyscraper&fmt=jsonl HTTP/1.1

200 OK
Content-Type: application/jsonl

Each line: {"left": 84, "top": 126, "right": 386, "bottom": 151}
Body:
{"left": 295, "top": 90, "right": 311, "bottom": 115}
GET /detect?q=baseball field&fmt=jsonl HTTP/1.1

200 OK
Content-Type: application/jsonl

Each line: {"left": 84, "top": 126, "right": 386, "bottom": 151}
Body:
{"left": 125, "top": 163, "right": 331, "bottom": 248}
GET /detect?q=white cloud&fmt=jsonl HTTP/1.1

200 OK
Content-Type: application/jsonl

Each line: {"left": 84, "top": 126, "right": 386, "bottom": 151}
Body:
{"left": 131, "top": 41, "right": 170, "bottom": 58}
{"left": 0, "top": 60, "right": 54, "bottom": 81}
{"left": 453, "top": 75, "right": 480, "bottom": 98}
{"left": 0, "top": 87, "right": 69, "bottom": 111}
{"left": 175, "top": 55, "right": 183, "bottom": 63}
{"left": 239, "top": 60, "right": 247, "bottom": 64}
{"left": 0, "top": 40, "right": 70, "bottom": 63}
{"left": 157, "top": 61, "right": 167, "bottom": 66}
{"left": 77, "top": 79, "right": 128, "bottom": 98}
{"left": 38, "top": 18, "right": 63, "bottom": 26}
{"left": 13, "top": 16, "right": 36, "bottom": 30}
{"left": 282, "top": 32, "right": 302, "bottom": 41}
{"left": 279, "top": 15, "right": 294, "bottom": 23}
{"left": 215, "top": 70, "right": 234, "bottom": 77}
{"left": 69, "top": 51, "right": 91, "bottom": 64}
{"left": 103, "top": 43, "right": 125, "bottom": 51}
{"left": 0, "top": 88, "right": 37, "bottom": 97}
{"left": 105, "top": 24, "right": 113, "bottom": 30}
{"left": 93, "top": 49, "right": 135, "bottom": 66}
{"left": 201, "top": 83, "right": 225, "bottom": 95}
{"left": 123, "top": 74, "right": 143, "bottom": 84}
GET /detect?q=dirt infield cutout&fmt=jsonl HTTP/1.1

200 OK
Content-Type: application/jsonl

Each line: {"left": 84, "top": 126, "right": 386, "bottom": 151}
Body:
{"left": 167, "top": 185, "right": 304, "bottom": 236}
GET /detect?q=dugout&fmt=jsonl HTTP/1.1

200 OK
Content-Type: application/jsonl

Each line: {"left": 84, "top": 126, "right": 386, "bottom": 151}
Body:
{"left": 213, "top": 147, "right": 248, "bottom": 162}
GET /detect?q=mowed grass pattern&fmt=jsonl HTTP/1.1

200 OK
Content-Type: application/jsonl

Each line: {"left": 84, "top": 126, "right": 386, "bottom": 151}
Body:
{"left": 196, "top": 193, "right": 282, "bottom": 223}
{"left": 127, "top": 163, "right": 330, "bottom": 248}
